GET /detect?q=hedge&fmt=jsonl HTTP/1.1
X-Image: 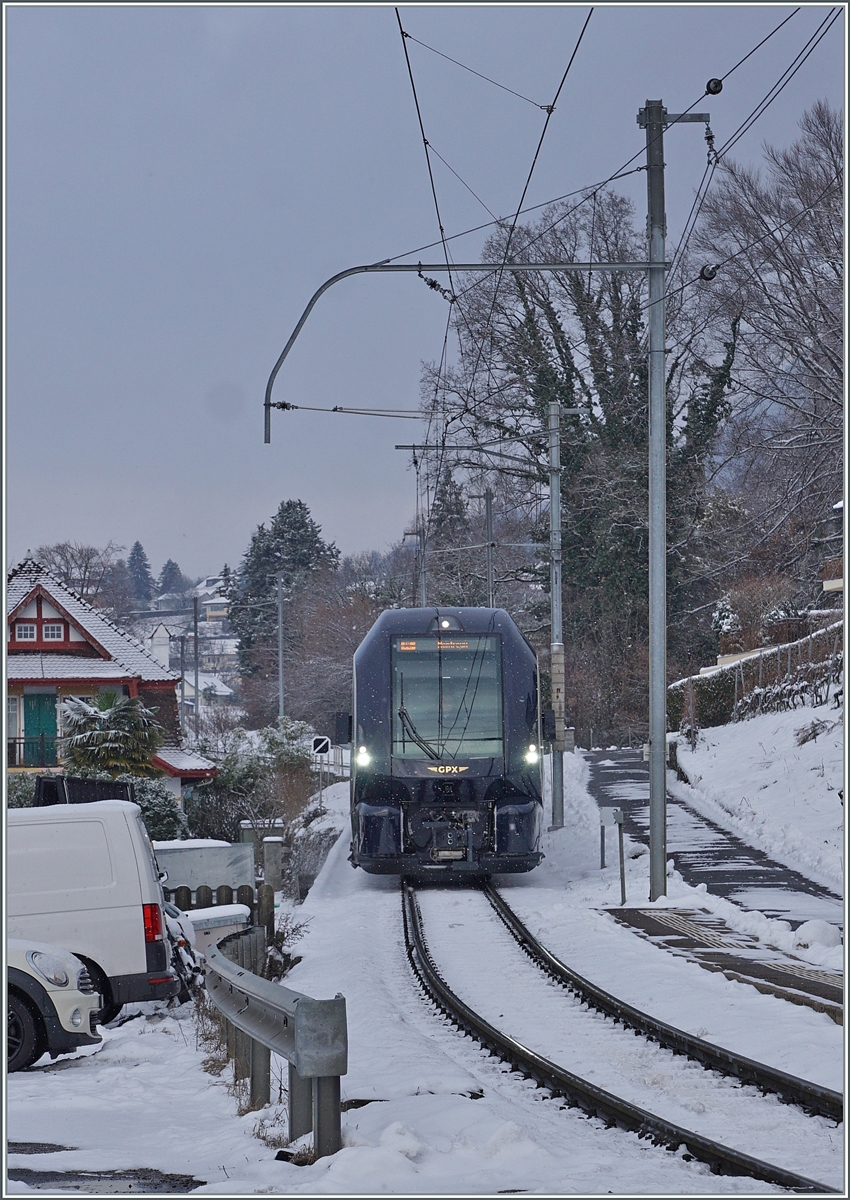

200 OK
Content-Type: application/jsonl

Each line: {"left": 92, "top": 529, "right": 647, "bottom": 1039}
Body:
{"left": 668, "top": 620, "right": 843, "bottom": 731}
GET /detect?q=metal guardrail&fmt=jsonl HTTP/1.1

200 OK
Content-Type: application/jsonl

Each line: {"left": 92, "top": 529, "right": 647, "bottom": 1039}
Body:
{"left": 205, "top": 929, "right": 347, "bottom": 1158}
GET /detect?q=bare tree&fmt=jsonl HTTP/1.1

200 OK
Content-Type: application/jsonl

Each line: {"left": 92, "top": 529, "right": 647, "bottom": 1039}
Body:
{"left": 694, "top": 100, "right": 843, "bottom": 583}
{"left": 36, "top": 541, "right": 124, "bottom": 603}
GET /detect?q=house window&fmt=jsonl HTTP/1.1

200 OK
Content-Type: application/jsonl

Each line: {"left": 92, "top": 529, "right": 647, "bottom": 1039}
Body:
{"left": 43, "top": 623, "right": 64, "bottom": 640}
{"left": 7, "top": 695, "right": 19, "bottom": 737}
{"left": 15, "top": 623, "right": 36, "bottom": 640}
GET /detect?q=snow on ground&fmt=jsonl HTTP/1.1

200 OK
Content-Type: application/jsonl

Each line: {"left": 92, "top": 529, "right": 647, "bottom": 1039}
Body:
{"left": 7, "top": 746, "right": 845, "bottom": 1194}
{"left": 499, "top": 753, "right": 844, "bottom": 1093}
{"left": 671, "top": 701, "right": 843, "bottom": 892}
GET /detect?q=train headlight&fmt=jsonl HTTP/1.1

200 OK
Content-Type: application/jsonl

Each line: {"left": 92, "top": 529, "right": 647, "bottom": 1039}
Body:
{"left": 356, "top": 746, "right": 371, "bottom": 767}
{"left": 525, "top": 744, "right": 539, "bottom": 763}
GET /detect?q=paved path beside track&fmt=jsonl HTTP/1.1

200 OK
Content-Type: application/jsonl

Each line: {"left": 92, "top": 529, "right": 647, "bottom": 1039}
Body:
{"left": 584, "top": 749, "right": 843, "bottom": 1022}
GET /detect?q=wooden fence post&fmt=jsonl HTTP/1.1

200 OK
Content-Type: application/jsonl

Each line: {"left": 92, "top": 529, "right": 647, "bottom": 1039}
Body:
{"left": 196, "top": 884, "right": 213, "bottom": 910}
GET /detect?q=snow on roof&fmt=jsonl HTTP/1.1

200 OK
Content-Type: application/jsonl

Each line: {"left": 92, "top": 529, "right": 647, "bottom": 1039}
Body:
{"left": 153, "top": 743, "right": 217, "bottom": 776}
{"left": 7, "top": 559, "right": 179, "bottom": 684}
{"left": 6, "top": 655, "right": 131, "bottom": 681}
{"left": 183, "top": 671, "right": 234, "bottom": 696}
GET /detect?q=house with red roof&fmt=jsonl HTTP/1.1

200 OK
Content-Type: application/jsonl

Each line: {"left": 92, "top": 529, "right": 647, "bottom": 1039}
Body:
{"left": 7, "top": 559, "right": 216, "bottom": 795}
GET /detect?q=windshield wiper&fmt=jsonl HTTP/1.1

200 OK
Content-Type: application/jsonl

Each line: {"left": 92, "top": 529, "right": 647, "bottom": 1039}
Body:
{"left": 398, "top": 706, "right": 441, "bottom": 760}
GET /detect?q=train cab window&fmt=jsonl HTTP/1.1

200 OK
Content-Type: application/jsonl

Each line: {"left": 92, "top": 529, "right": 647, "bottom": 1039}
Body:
{"left": 391, "top": 635, "right": 503, "bottom": 760}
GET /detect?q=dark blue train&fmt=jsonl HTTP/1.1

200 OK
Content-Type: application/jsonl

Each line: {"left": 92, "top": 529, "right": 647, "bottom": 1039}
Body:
{"left": 348, "top": 607, "right": 544, "bottom": 878}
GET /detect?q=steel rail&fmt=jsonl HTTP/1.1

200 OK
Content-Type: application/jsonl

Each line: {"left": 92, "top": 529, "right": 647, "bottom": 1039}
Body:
{"left": 484, "top": 884, "right": 843, "bottom": 1123}
{"left": 401, "top": 883, "right": 837, "bottom": 1194}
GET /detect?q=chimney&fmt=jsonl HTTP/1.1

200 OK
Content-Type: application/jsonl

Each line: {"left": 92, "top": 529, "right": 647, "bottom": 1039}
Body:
{"left": 149, "top": 624, "right": 171, "bottom": 669}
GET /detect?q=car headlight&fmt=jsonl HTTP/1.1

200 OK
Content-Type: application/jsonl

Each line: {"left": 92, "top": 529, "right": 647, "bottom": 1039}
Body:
{"left": 27, "top": 950, "right": 70, "bottom": 987}
{"left": 525, "top": 744, "right": 539, "bottom": 763}
{"left": 70, "top": 1008, "right": 83, "bottom": 1028}
{"left": 356, "top": 746, "right": 371, "bottom": 767}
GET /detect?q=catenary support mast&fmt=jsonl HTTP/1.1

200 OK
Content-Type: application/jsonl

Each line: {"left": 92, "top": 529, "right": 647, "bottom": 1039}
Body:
{"left": 638, "top": 100, "right": 710, "bottom": 899}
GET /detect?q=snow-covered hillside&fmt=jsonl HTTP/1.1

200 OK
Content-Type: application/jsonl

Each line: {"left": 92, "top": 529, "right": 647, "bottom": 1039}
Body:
{"left": 672, "top": 700, "right": 844, "bottom": 891}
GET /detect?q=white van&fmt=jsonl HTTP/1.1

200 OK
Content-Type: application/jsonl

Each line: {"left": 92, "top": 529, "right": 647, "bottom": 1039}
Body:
{"left": 7, "top": 801, "right": 179, "bottom": 1022}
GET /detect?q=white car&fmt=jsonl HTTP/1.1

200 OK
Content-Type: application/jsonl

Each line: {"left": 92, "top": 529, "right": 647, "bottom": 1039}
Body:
{"left": 7, "top": 940, "right": 102, "bottom": 1071}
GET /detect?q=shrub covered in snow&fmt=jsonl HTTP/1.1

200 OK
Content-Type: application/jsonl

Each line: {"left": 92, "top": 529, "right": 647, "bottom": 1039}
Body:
{"left": 7, "top": 773, "right": 36, "bottom": 808}
{"left": 187, "top": 716, "right": 316, "bottom": 843}
{"left": 127, "top": 776, "right": 189, "bottom": 840}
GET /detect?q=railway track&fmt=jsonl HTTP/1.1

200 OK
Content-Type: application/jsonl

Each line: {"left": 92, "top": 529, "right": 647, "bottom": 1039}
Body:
{"left": 402, "top": 882, "right": 842, "bottom": 1194}
{"left": 483, "top": 884, "right": 842, "bottom": 1123}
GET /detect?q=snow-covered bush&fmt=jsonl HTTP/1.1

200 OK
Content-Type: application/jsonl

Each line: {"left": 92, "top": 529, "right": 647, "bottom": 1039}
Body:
{"left": 7, "top": 773, "right": 36, "bottom": 808}
{"left": 126, "top": 776, "right": 189, "bottom": 840}
{"left": 187, "top": 716, "right": 316, "bottom": 843}
{"left": 711, "top": 595, "right": 740, "bottom": 636}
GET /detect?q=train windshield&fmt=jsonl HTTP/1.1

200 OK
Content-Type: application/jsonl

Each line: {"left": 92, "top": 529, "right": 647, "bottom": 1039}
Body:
{"left": 391, "top": 635, "right": 503, "bottom": 760}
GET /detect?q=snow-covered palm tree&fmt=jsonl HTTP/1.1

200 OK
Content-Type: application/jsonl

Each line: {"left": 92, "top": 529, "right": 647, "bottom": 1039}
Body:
{"left": 60, "top": 690, "right": 164, "bottom": 777}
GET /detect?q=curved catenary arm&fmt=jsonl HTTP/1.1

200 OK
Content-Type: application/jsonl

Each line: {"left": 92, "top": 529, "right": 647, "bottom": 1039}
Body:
{"left": 264, "top": 260, "right": 660, "bottom": 441}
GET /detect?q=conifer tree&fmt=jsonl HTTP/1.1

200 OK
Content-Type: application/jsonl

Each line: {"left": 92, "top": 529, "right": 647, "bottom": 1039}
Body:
{"left": 158, "top": 559, "right": 184, "bottom": 595}
{"left": 223, "top": 500, "right": 340, "bottom": 681}
{"left": 128, "top": 542, "right": 155, "bottom": 605}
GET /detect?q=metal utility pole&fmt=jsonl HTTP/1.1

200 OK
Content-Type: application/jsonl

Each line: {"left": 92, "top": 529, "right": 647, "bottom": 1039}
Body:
{"left": 484, "top": 489, "right": 495, "bottom": 608}
{"left": 638, "top": 100, "right": 709, "bottom": 900}
{"left": 418, "top": 526, "right": 427, "bottom": 607}
{"left": 193, "top": 597, "right": 200, "bottom": 739}
{"left": 179, "top": 636, "right": 186, "bottom": 732}
{"left": 549, "top": 398, "right": 565, "bottom": 829}
{"left": 277, "top": 574, "right": 285, "bottom": 721}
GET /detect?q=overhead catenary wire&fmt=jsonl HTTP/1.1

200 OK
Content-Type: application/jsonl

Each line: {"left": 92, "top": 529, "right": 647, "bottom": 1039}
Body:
{"left": 271, "top": 402, "right": 427, "bottom": 419}
{"left": 474, "top": 7, "right": 837, "bottom": 426}
{"left": 661, "top": 170, "right": 842, "bottom": 311}
{"left": 400, "top": 30, "right": 549, "bottom": 111}
{"left": 719, "top": 6, "right": 800, "bottom": 81}
{"left": 453, "top": 6, "right": 818, "bottom": 318}
{"left": 716, "top": 7, "right": 840, "bottom": 159}
{"left": 427, "top": 143, "right": 498, "bottom": 221}
{"left": 466, "top": 7, "right": 594, "bottom": 391}
{"left": 387, "top": 8, "right": 802, "bottom": 271}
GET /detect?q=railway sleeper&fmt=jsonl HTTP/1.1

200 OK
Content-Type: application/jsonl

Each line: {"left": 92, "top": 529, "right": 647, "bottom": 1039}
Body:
{"left": 484, "top": 884, "right": 842, "bottom": 1123}
{"left": 403, "top": 884, "right": 837, "bottom": 1194}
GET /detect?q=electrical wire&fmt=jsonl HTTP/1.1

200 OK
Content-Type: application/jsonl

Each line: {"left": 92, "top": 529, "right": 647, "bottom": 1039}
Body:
{"left": 383, "top": 167, "right": 645, "bottom": 265}
{"left": 662, "top": 171, "right": 842, "bottom": 310}
{"left": 664, "top": 9, "right": 836, "bottom": 317}
{"left": 467, "top": 8, "right": 594, "bottom": 387}
{"left": 400, "top": 30, "right": 549, "bottom": 110}
{"left": 427, "top": 143, "right": 498, "bottom": 220}
{"left": 395, "top": 7, "right": 456, "bottom": 299}
{"left": 271, "top": 402, "right": 426, "bottom": 419}
{"left": 717, "top": 8, "right": 840, "bottom": 159}
{"left": 458, "top": 7, "right": 816, "bottom": 300}
{"left": 454, "top": 6, "right": 838, "bottom": 429}
{"left": 719, "top": 7, "right": 800, "bottom": 81}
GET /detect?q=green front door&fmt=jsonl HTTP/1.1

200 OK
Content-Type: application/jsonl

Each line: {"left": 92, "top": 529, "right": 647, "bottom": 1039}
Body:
{"left": 23, "top": 693, "right": 58, "bottom": 766}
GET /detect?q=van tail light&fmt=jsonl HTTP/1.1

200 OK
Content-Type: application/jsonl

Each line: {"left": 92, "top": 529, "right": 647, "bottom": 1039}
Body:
{"left": 143, "top": 903, "right": 164, "bottom": 942}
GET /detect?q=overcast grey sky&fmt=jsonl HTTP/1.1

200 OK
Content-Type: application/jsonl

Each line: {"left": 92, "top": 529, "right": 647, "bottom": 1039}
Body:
{"left": 4, "top": 3, "right": 844, "bottom": 581}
